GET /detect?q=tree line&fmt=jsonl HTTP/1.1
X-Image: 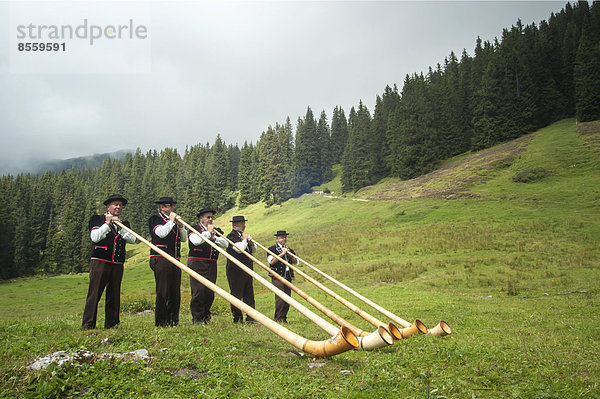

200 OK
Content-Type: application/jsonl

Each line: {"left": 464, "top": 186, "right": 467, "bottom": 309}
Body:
{"left": 1, "top": 1, "right": 599, "bottom": 279}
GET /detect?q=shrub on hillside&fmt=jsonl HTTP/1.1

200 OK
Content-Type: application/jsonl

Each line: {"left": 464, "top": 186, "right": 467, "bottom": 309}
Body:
{"left": 121, "top": 297, "right": 154, "bottom": 313}
{"left": 512, "top": 167, "right": 549, "bottom": 183}
{"left": 506, "top": 277, "right": 519, "bottom": 296}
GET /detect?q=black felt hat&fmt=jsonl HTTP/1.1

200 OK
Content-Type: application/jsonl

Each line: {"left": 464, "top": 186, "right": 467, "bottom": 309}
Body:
{"left": 103, "top": 194, "right": 128, "bottom": 206}
{"left": 196, "top": 208, "right": 216, "bottom": 218}
{"left": 230, "top": 215, "right": 248, "bottom": 223}
{"left": 274, "top": 230, "right": 290, "bottom": 237}
{"left": 155, "top": 197, "right": 177, "bottom": 204}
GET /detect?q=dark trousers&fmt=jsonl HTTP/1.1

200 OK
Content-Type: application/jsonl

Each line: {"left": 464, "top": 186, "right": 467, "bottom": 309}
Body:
{"left": 226, "top": 265, "right": 255, "bottom": 322}
{"left": 150, "top": 257, "right": 181, "bottom": 327}
{"left": 272, "top": 276, "right": 292, "bottom": 322}
{"left": 188, "top": 258, "right": 217, "bottom": 323}
{"left": 82, "top": 259, "right": 124, "bottom": 329}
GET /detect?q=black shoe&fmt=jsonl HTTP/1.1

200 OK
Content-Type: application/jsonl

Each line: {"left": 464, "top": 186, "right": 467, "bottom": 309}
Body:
{"left": 233, "top": 317, "right": 243, "bottom": 324}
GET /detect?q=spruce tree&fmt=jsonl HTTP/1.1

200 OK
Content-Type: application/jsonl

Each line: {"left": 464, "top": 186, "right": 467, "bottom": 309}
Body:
{"left": 561, "top": 20, "right": 581, "bottom": 114}
{"left": 372, "top": 85, "right": 400, "bottom": 179}
{"left": 11, "top": 175, "right": 32, "bottom": 277}
{"left": 316, "top": 110, "right": 332, "bottom": 182}
{"left": 341, "top": 101, "right": 373, "bottom": 190}
{"left": 227, "top": 144, "right": 241, "bottom": 192}
{"left": 124, "top": 149, "right": 146, "bottom": 229}
{"left": 276, "top": 120, "right": 294, "bottom": 202}
{"left": 257, "top": 126, "right": 290, "bottom": 206}
{"left": 29, "top": 172, "right": 53, "bottom": 274}
{"left": 574, "top": 27, "right": 600, "bottom": 122}
{"left": 471, "top": 55, "right": 506, "bottom": 150}
{"left": 205, "top": 135, "right": 232, "bottom": 211}
{"left": 330, "top": 106, "right": 348, "bottom": 164}
{"left": 390, "top": 74, "right": 437, "bottom": 179}
{"left": 291, "top": 107, "right": 320, "bottom": 196}
{"left": 340, "top": 107, "right": 357, "bottom": 192}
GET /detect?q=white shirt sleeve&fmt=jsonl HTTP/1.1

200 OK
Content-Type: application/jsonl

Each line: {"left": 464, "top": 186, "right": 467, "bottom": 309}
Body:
{"left": 232, "top": 239, "right": 248, "bottom": 254}
{"left": 189, "top": 233, "right": 203, "bottom": 246}
{"left": 268, "top": 250, "right": 298, "bottom": 265}
{"left": 90, "top": 223, "right": 110, "bottom": 243}
{"left": 190, "top": 230, "right": 227, "bottom": 249}
{"left": 215, "top": 236, "right": 228, "bottom": 249}
{"left": 119, "top": 228, "right": 138, "bottom": 244}
{"left": 154, "top": 220, "right": 175, "bottom": 238}
{"left": 189, "top": 228, "right": 210, "bottom": 245}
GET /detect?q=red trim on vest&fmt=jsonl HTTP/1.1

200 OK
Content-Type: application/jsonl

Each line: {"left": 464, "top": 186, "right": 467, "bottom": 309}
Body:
{"left": 112, "top": 234, "right": 119, "bottom": 262}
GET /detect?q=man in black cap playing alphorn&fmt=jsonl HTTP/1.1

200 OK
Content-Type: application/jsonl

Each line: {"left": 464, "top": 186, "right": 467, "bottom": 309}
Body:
{"left": 187, "top": 208, "right": 228, "bottom": 325}
{"left": 267, "top": 230, "right": 298, "bottom": 323}
{"left": 148, "top": 197, "right": 187, "bottom": 327}
{"left": 82, "top": 194, "right": 137, "bottom": 329}
{"left": 225, "top": 215, "right": 257, "bottom": 324}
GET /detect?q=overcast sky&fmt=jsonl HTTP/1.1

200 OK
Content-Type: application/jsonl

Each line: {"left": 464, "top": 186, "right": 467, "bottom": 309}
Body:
{"left": 0, "top": 1, "right": 566, "bottom": 174}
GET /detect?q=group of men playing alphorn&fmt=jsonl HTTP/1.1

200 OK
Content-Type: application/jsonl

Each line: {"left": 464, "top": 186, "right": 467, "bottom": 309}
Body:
{"left": 82, "top": 194, "right": 298, "bottom": 329}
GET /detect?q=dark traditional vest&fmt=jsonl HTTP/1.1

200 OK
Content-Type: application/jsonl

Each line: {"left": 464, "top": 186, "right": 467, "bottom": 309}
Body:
{"left": 225, "top": 230, "right": 253, "bottom": 270}
{"left": 268, "top": 244, "right": 295, "bottom": 280}
{"left": 188, "top": 223, "right": 219, "bottom": 262}
{"left": 148, "top": 212, "right": 181, "bottom": 259}
{"left": 89, "top": 214, "right": 130, "bottom": 264}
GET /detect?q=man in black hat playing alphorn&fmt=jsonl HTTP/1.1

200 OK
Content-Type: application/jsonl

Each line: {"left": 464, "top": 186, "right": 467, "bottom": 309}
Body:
{"left": 82, "top": 194, "right": 137, "bottom": 329}
{"left": 148, "top": 197, "right": 187, "bottom": 327}
{"left": 225, "top": 215, "right": 257, "bottom": 323}
{"left": 187, "top": 208, "right": 228, "bottom": 325}
{"left": 267, "top": 230, "right": 298, "bottom": 323}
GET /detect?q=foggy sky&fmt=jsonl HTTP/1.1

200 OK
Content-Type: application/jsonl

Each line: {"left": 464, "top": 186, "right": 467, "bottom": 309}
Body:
{"left": 0, "top": 1, "right": 566, "bottom": 174}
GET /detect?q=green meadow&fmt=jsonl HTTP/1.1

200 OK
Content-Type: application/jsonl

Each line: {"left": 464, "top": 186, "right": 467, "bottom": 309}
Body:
{"left": 1, "top": 119, "right": 599, "bottom": 398}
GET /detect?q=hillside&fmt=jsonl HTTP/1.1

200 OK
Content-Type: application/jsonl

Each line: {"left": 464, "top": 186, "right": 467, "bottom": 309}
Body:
{"left": 357, "top": 119, "right": 600, "bottom": 202}
{"left": 1, "top": 119, "right": 599, "bottom": 397}
{"left": 357, "top": 133, "right": 533, "bottom": 200}
{"left": 33, "top": 149, "right": 133, "bottom": 174}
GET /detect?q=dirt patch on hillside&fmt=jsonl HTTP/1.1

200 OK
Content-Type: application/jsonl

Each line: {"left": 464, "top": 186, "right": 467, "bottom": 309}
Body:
{"left": 576, "top": 120, "right": 600, "bottom": 154}
{"left": 358, "top": 134, "right": 533, "bottom": 200}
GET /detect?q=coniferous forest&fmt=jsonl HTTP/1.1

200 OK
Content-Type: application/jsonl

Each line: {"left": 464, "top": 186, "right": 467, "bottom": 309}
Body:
{"left": 1, "top": 2, "right": 599, "bottom": 279}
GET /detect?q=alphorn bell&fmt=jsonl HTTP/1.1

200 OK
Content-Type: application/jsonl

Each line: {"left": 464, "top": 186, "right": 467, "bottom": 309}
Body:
{"left": 112, "top": 220, "right": 358, "bottom": 357}
{"left": 208, "top": 227, "right": 393, "bottom": 350}
{"left": 292, "top": 252, "right": 451, "bottom": 337}
{"left": 253, "top": 240, "right": 426, "bottom": 340}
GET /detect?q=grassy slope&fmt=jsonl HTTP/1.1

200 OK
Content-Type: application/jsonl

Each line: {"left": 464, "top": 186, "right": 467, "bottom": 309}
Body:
{"left": 1, "top": 119, "right": 599, "bottom": 398}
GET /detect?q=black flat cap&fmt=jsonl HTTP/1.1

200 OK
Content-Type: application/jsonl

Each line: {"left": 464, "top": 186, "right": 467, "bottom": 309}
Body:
{"left": 155, "top": 197, "right": 177, "bottom": 204}
{"left": 103, "top": 194, "right": 128, "bottom": 206}
{"left": 196, "top": 208, "right": 216, "bottom": 218}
